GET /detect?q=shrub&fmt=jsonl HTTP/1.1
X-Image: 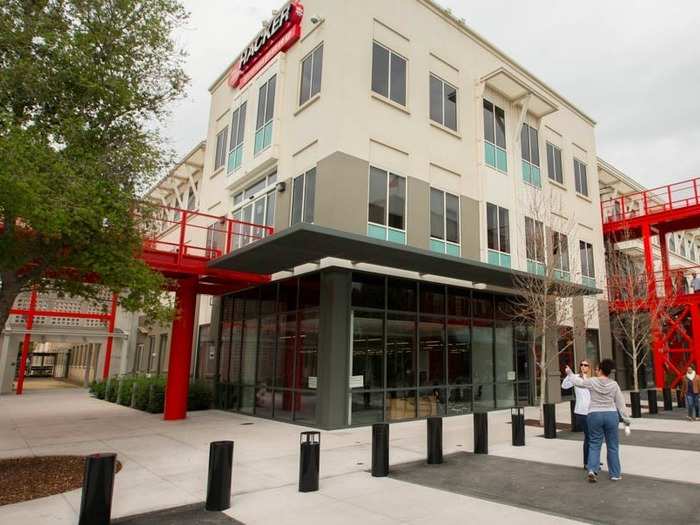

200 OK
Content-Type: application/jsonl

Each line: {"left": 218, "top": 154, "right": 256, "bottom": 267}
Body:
{"left": 132, "top": 377, "right": 151, "bottom": 411}
{"left": 188, "top": 380, "right": 213, "bottom": 411}
{"left": 117, "top": 378, "right": 136, "bottom": 407}
{"left": 146, "top": 377, "right": 166, "bottom": 414}
{"left": 89, "top": 381, "right": 106, "bottom": 400}
{"left": 106, "top": 379, "right": 119, "bottom": 403}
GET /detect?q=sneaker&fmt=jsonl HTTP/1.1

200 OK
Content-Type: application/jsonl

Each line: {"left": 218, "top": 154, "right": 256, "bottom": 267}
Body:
{"left": 610, "top": 476, "right": 622, "bottom": 481}
{"left": 688, "top": 416, "right": 693, "bottom": 421}
{"left": 587, "top": 471, "right": 597, "bottom": 483}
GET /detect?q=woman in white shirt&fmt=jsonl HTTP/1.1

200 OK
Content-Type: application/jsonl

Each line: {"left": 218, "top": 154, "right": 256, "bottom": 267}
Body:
{"left": 562, "top": 360, "right": 592, "bottom": 469}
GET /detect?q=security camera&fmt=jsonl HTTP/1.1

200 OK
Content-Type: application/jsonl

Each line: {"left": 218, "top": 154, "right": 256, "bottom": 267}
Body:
{"left": 310, "top": 15, "right": 323, "bottom": 24}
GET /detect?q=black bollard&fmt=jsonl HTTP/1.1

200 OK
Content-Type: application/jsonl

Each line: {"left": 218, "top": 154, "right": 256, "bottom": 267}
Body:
{"left": 677, "top": 389, "right": 686, "bottom": 409}
{"left": 427, "top": 417, "right": 443, "bottom": 465}
{"left": 78, "top": 453, "right": 116, "bottom": 525}
{"left": 371, "top": 423, "right": 389, "bottom": 477}
{"left": 511, "top": 407, "right": 525, "bottom": 446}
{"left": 647, "top": 389, "right": 658, "bottom": 414}
{"left": 663, "top": 388, "right": 673, "bottom": 411}
{"left": 543, "top": 403, "right": 556, "bottom": 439}
{"left": 474, "top": 412, "right": 488, "bottom": 454}
{"left": 570, "top": 400, "right": 581, "bottom": 432}
{"left": 299, "top": 431, "right": 320, "bottom": 493}
{"left": 630, "top": 391, "right": 642, "bottom": 418}
{"left": 206, "top": 441, "right": 233, "bottom": 511}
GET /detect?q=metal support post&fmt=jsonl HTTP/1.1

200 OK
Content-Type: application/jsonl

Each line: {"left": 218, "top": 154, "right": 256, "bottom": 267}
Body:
{"left": 299, "top": 431, "right": 320, "bottom": 493}
{"left": 426, "top": 417, "right": 443, "bottom": 465}
{"left": 543, "top": 403, "right": 556, "bottom": 439}
{"left": 78, "top": 453, "right": 116, "bottom": 525}
{"left": 371, "top": 423, "right": 389, "bottom": 477}
{"left": 206, "top": 441, "right": 234, "bottom": 511}
{"left": 474, "top": 412, "right": 488, "bottom": 454}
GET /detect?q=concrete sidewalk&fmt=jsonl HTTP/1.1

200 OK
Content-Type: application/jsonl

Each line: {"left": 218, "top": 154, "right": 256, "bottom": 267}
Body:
{"left": 0, "top": 388, "right": 697, "bottom": 524}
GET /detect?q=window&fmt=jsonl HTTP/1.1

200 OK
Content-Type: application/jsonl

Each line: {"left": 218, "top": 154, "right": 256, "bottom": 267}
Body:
{"left": 429, "top": 75, "right": 457, "bottom": 131}
{"left": 580, "top": 241, "right": 595, "bottom": 287}
{"left": 486, "top": 203, "right": 510, "bottom": 268}
{"left": 430, "top": 188, "right": 460, "bottom": 255}
{"left": 669, "top": 234, "right": 676, "bottom": 252}
{"left": 574, "top": 158, "right": 588, "bottom": 196}
{"left": 551, "top": 231, "right": 570, "bottom": 280}
{"left": 291, "top": 168, "right": 316, "bottom": 225}
{"left": 521, "top": 124, "right": 540, "bottom": 187}
{"left": 228, "top": 102, "right": 247, "bottom": 172}
{"left": 255, "top": 76, "right": 276, "bottom": 154}
{"left": 187, "top": 185, "right": 196, "bottom": 210}
{"left": 371, "top": 42, "right": 406, "bottom": 106}
{"left": 525, "top": 217, "right": 544, "bottom": 274}
{"left": 367, "top": 166, "right": 406, "bottom": 244}
{"left": 585, "top": 329, "right": 600, "bottom": 366}
{"left": 681, "top": 238, "right": 687, "bottom": 258}
{"left": 214, "top": 127, "right": 228, "bottom": 171}
{"left": 300, "top": 44, "right": 323, "bottom": 105}
{"left": 232, "top": 174, "right": 277, "bottom": 249}
{"left": 546, "top": 143, "right": 563, "bottom": 184}
{"left": 483, "top": 100, "right": 507, "bottom": 172}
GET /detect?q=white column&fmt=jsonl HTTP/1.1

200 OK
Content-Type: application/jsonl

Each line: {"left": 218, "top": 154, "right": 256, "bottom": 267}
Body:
{"left": 0, "top": 334, "right": 18, "bottom": 394}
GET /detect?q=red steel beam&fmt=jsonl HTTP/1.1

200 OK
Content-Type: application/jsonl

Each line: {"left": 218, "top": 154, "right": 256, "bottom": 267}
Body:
{"left": 15, "top": 289, "right": 38, "bottom": 395}
{"left": 101, "top": 293, "right": 119, "bottom": 380}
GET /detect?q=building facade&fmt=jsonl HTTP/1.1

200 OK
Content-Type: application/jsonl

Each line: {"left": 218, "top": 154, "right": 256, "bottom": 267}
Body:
{"left": 191, "top": 0, "right": 613, "bottom": 428}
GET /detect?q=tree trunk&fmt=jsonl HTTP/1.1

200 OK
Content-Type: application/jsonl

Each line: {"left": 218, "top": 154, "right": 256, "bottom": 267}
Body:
{"left": 632, "top": 343, "right": 639, "bottom": 392}
{"left": 538, "top": 319, "right": 548, "bottom": 426}
{"left": 0, "top": 271, "right": 23, "bottom": 336}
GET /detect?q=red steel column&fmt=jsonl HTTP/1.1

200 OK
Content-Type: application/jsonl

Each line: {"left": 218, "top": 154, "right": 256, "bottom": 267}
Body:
{"left": 15, "top": 289, "right": 38, "bottom": 395}
{"left": 693, "top": 303, "right": 700, "bottom": 374}
{"left": 658, "top": 230, "right": 673, "bottom": 297}
{"left": 164, "top": 278, "right": 197, "bottom": 420}
{"left": 101, "top": 294, "right": 119, "bottom": 380}
{"left": 642, "top": 224, "right": 665, "bottom": 388}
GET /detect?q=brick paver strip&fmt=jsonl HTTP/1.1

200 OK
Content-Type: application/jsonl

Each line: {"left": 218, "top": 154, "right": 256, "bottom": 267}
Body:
{"left": 556, "top": 429, "right": 700, "bottom": 452}
{"left": 390, "top": 453, "right": 697, "bottom": 525}
{"left": 113, "top": 504, "right": 243, "bottom": 525}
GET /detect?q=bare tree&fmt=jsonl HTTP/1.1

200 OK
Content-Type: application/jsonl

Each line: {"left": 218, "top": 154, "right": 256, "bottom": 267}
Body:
{"left": 509, "top": 189, "right": 598, "bottom": 418}
{"left": 606, "top": 234, "right": 675, "bottom": 392}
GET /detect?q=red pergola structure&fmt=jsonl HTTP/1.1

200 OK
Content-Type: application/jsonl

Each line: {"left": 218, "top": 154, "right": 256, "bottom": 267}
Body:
{"left": 602, "top": 177, "right": 700, "bottom": 388}
{"left": 9, "top": 205, "right": 271, "bottom": 420}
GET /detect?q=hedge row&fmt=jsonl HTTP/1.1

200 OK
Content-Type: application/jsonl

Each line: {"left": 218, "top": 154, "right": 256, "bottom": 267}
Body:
{"left": 89, "top": 375, "right": 212, "bottom": 414}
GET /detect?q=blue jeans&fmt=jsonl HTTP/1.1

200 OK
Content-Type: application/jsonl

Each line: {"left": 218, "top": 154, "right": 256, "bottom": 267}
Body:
{"left": 575, "top": 414, "right": 590, "bottom": 467}
{"left": 687, "top": 394, "right": 699, "bottom": 417}
{"left": 587, "top": 411, "right": 621, "bottom": 478}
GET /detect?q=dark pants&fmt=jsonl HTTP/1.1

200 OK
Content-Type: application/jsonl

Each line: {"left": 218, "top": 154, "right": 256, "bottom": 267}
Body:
{"left": 575, "top": 414, "right": 590, "bottom": 467}
{"left": 687, "top": 394, "right": 699, "bottom": 417}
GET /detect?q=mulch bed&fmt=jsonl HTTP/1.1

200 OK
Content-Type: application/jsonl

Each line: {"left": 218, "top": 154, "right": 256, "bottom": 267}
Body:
{"left": 0, "top": 455, "right": 122, "bottom": 506}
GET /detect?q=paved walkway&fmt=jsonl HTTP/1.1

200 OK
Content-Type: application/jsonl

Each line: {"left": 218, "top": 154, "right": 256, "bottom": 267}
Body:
{"left": 0, "top": 388, "right": 698, "bottom": 524}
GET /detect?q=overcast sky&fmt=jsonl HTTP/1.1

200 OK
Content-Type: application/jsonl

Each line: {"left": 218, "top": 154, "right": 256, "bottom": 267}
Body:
{"left": 164, "top": 0, "right": 700, "bottom": 189}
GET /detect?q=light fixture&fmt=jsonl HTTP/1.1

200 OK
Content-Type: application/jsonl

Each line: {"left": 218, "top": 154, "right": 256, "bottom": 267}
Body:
{"left": 310, "top": 15, "right": 324, "bottom": 25}
{"left": 276, "top": 181, "right": 286, "bottom": 193}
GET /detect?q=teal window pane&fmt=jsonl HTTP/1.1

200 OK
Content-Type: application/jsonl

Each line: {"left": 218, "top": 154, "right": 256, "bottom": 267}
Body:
{"left": 254, "top": 129, "right": 264, "bottom": 153}
{"left": 500, "top": 253, "right": 511, "bottom": 268}
{"left": 496, "top": 148, "right": 508, "bottom": 172}
{"left": 485, "top": 143, "right": 496, "bottom": 168}
{"left": 263, "top": 121, "right": 273, "bottom": 149}
{"left": 531, "top": 166, "right": 541, "bottom": 187}
{"left": 583, "top": 276, "right": 596, "bottom": 288}
{"left": 527, "top": 260, "right": 544, "bottom": 275}
{"left": 522, "top": 160, "right": 531, "bottom": 184}
{"left": 228, "top": 151, "right": 236, "bottom": 173}
{"left": 228, "top": 146, "right": 243, "bottom": 173}
{"left": 367, "top": 223, "right": 387, "bottom": 240}
{"left": 445, "top": 243, "right": 460, "bottom": 257}
{"left": 387, "top": 228, "right": 406, "bottom": 245}
{"left": 488, "top": 250, "right": 500, "bottom": 266}
{"left": 431, "top": 239, "right": 446, "bottom": 254}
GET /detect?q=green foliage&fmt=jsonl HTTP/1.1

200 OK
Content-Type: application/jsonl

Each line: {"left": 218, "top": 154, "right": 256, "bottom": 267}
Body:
{"left": 106, "top": 379, "right": 119, "bottom": 403}
{"left": 117, "top": 377, "right": 136, "bottom": 406}
{"left": 188, "top": 380, "right": 213, "bottom": 411}
{"left": 146, "top": 377, "right": 166, "bottom": 414}
{"left": 0, "top": 0, "right": 189, "bottom": 328}
{"left": 89, "top": 380, "right": 106, "bottom": 400}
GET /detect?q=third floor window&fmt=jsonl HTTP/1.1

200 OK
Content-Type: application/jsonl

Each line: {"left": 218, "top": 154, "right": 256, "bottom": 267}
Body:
{"left": 429, "top": 75, "right": 457, "bottom": 131}
{"left": 521, "top": 124, "right": 540, "bottom": 187}
{"left": 483, "top": 100, "right": 507, "bottom": 172}
{"left": 300, "top": 44, "right": 323, "bottom": 106}
{"left": 255, "top": 76, "right": 276, "bottom": 155}
{"left": 371, "top": 42, "right": 406, "bottom": 107}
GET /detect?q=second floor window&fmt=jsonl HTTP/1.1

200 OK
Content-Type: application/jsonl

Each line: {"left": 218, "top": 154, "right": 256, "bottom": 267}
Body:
{"left": 552, "top": 231, "right": 570, "bottom": 278}
{"left": 228, "top": 102, "right": 247, "bottom": 173}
{"left": 521, "top": 124, "right": 540, "bottom": 187}
{"left": 255, "top": 76, "right": 276, "bottom": 154}
{"left": 430, "top": 188, "right": 460, "bottom": 255}
{"left": 291, "top": 168, "right": 316, "bottom": 225}
{"left": 547, "top": 143, "right": 563, "bottom": 184}
{"left": 429, "top": 75, "right": 457, "bottom": 131}
{"left": 371, "top": 42, "right": 406, "bottom": 106}
{"left": 214, "top": 126, "right": 228, "bottom": 171}
{"left": 368, "top": 166, "right": 406, "bottom": 244}
{"left": 483, "top": 100, "right": 507, "bottom": 172}
{"left": 487, "top": 203, "right": 510, "bottom": 268}
{"left": 525, "top": 216, "right": 544, "bottom": 274}
{"left": 574, "top": 158, "right": 588, "bottom": 197}
{"left": 580, "top": 241, "right": 595, "bottom": 286}
{"left": 300, "top": 44, "right": 323, "bottom": 106}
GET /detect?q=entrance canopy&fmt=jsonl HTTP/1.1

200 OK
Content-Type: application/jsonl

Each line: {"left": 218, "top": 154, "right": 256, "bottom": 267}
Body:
{"left": 209, "top": 224, "right": 599, "bottom": 296}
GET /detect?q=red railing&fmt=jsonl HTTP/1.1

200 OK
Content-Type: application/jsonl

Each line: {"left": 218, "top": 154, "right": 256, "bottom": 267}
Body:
{"left": 140, "top": 205, "right": 274, "bottom": 266}
{"left": 601, "top": 177, "right": 700, "bottom": 225}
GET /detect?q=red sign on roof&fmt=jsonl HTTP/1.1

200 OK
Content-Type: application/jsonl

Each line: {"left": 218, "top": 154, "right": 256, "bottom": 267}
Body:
{"left": 229, "top": 2, "right": 304, "bottom": 89}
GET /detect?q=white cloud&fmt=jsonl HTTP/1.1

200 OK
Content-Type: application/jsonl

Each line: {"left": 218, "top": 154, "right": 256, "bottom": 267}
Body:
{"left": 163, "top": 0, "right": 700, "bottom": 189}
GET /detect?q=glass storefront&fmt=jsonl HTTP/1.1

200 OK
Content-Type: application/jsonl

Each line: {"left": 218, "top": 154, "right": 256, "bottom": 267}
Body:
{"left": 216, "top": 274, "right": 319, "bottom": 424}
{"left": 349, "top": 272, "right": 533, "bottom": 426}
